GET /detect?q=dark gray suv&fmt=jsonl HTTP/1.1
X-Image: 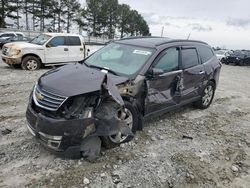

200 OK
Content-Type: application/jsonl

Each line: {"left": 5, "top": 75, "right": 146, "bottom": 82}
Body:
{"left": 26, "top": 37, "right": 221, "bottom": 159}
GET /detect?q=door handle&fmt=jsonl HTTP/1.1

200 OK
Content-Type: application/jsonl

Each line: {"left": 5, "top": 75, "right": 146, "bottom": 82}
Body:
{"left": 64, "top": 48, "right": 68, "bottom": 51}
{"left": 199, "top": 71, "right": 205, "bottom": 74}
{"left": 80, "top": 48, "right": 83, "bottom": 51}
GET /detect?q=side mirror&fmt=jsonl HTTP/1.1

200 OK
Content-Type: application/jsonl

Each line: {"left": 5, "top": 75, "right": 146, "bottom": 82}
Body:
{"left": 147, "top": 68, "right": 164, "bottom": 77}
{"left": 46, "top": 43, "right": 52, "bottom": 48}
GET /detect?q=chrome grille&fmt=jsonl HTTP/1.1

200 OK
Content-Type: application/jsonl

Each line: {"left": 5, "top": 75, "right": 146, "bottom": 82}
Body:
{"left": 2, "top": 46, "right": 8, "bottom": 55}
{"left": 33, "top": 85, "right": 67, "bottom": 111}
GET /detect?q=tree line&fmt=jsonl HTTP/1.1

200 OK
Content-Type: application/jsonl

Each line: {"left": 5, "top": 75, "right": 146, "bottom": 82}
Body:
{"left": 0, "top": 0, "right": 150, "bottom": 38}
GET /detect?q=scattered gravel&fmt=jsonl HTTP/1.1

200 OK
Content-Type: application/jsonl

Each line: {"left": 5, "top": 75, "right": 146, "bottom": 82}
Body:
{"left": 0, "top": 59, "right": 250, "bottom": 187}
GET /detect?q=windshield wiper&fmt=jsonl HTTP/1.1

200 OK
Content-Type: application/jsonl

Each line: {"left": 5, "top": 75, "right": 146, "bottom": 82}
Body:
{"left": 88, "top": 64, "right": 118, "bottom": 76}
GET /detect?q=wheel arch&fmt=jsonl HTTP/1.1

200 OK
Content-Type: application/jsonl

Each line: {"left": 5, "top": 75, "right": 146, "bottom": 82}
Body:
{"left": 22, "top": 53, "right": 43, "bottom": 64}
{"left": 209, "top": 78, "right": 216, "bottom": 88}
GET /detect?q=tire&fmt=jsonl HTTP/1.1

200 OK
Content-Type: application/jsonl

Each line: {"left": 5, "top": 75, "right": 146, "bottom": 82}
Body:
{"left": 101, "top": 101, "right": 139, "bottom": 149}
{"left": 21, "top": 56, "right": 41, "bottom": 70}
{"left": 194, "top": 81, "right": 215, "bottom": 109}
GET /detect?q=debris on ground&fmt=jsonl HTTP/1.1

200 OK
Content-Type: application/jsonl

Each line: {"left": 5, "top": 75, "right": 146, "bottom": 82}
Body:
{"left": 0, "top": 62, "right": 250, "bottom": 187}
{"left": 1, "top": 128, "right": 12, "bottom": 135}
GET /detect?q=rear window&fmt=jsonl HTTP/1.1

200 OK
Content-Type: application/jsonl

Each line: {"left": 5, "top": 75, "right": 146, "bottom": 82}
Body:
{"left": 68, "top": 36, "right": 81, "bottom": 46}
{"left": 197, "top": 45, "right": 214, "bottom": 63}
{"left": 181, "top": 48, "right": 199, "bottom": 69}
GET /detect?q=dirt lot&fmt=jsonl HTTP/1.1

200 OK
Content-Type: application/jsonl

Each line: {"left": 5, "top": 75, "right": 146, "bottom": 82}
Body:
{"left": 0, "top": 58, "right": 250, "bottom": 188}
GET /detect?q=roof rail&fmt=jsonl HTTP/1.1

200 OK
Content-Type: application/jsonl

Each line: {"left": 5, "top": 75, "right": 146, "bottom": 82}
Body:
{"left": 119, "top": 36, "right": 163, "bottom": 41}
{"left": 156, "top": 39, "right": 208, "bottom": 46}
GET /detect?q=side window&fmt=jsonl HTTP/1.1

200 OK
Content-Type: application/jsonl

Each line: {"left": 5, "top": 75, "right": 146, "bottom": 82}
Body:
{"left": 1, "top": 34, "right": 10, "bottom": 37}
{"left": 48, "top": 36, "right": 65, "bottom": 47}
{"left": 17, "top": 34, "right": 23, "bottom": 40}
{"left": 154, "top": 48, "right": 179, "bottom": 72}
{"left": 68, "top": 36, "right": 81, "bottom": 46}
{"left": 197, "top": 45, "right": 214, "bottom": 63}
{"left": 181, "top": 48, "right": 199, "bottom": 69}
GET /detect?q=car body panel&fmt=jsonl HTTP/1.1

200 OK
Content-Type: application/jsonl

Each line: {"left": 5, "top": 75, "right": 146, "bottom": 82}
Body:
{"left": 26, "top": 37, "right": 221, "bottom": 158}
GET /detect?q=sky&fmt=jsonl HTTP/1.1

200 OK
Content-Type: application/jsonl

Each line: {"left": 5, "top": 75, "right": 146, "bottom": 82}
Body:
{"left": 118, "top": 0, "right": 250, "bottom": 50}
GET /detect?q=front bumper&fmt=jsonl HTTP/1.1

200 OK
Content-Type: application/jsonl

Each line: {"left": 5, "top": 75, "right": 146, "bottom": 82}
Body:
{"left": 1, "top": 54, "right": 22, "bottom": 65}
{"left": 26, "top": 103, "right": 95, "bottom": 158}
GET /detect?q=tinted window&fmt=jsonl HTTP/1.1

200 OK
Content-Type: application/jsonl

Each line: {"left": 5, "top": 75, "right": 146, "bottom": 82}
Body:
{"left": 1, "top": 33, "right": 14, "bottom": 37}
{"left": 154, "top": 48, "right": 179, "bottom": 72}
{"left": 197, "top": 45, "right": 214, "bottom": 63}
{"left": 68, "top": 36, "right": 81, "bottom": 46}
{"left": 182, "top": 48, "right": 199, "bottom": 69}
{"left": 49, "top": 36, "right": 65, "bottom": 47}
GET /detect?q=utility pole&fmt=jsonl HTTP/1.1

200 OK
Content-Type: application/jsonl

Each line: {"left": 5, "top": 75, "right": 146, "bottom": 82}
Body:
{"left": 161, "top": 26, "right": 164, "bottom": 37}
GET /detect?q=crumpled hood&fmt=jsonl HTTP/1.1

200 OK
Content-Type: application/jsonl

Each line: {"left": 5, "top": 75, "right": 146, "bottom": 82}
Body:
{"left": 4, "top": 42, "right": 43, "bottom": 49}
{"left": 38, "top": 63, "right": 129, "bottom": 97}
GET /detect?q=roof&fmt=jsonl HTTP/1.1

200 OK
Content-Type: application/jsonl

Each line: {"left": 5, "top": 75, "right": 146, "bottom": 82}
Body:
{"left": 116, "top": 36, "right": 208, "bottom": 48}
{"left": 44, "top": 32, "right": 81, "bottom": 37}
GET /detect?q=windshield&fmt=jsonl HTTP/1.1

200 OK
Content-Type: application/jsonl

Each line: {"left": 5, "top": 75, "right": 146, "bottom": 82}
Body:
{"left": 29, "top": 34, "right": 51, "bottom": 45}
{"left": 84, "top": 43, "right": 155, "bottom": 76}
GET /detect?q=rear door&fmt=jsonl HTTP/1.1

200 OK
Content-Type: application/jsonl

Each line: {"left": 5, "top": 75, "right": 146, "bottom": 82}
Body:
{"left": 45, "top": 36, "right": 69, "bottom": 64}
{"left": 145, "top": 47, "right": 183, "bottom": 115}
{"left": 67, "top": 36, "right": 84, "bottom": 62}
{"left": 180, "top": 46, "right": 205, "bottom": 102}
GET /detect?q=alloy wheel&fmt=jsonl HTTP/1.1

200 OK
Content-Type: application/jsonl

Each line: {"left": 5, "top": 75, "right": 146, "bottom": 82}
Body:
{"left": 108, "top": 108, "right": 133, "bottom": 143}
{"left": 202, "top": 85, "right": 214, "bottom": 106}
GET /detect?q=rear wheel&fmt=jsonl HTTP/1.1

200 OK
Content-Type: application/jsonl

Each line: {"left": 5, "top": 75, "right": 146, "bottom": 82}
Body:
{"left": 194, "top": 81, "right": 215, "bottom": 109}
{"left": 102, "top": 102, "right": 138, "bottom": 148}
{"left": 21, "top": 56, "right": 41, "bottom": 70}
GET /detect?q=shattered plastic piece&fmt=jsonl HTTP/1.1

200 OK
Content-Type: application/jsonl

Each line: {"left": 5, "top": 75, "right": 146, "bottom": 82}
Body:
{"left": 182, "top": 135, "right": 193, "bottom": 140}
{"left": 81, "top": 136, "right": 101, "bottom": 162}
{"left": 1, "top": 128, "right": 12, "bottom": 135}
{"left": 101, "top": 74, "right": 124, "bottom": 106}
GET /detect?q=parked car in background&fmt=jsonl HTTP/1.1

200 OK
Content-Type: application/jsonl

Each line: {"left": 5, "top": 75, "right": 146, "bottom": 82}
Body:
{"left": 1, "top": 33, "right": 85, "bottom": 70}
{"left": 26, "top": 37, "right": 221, "bottom": 158}
{"left": 0, "top": 35, "right": 31, "bottom": 49}
{"left": 0, "top": 32, "right": 24, "bottom": 40}
{"left": 0, "top": 32, "right": 25, "bottom": 49}
{"left": 215, "top": 50, "right": 232, "bottom": 63}
{"left": 224, "top": 50, "right": 250, "bottom": 66}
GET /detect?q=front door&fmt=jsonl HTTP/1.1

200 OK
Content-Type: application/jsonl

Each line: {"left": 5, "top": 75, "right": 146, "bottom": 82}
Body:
{"left": 145, "top": 47, "right": 183, "bottom": 115}
{"left": 180, "top": 46, "right": 205, "bottom": 102}
{"left": 45, "top": 36, "right": 69, "bottom": 64}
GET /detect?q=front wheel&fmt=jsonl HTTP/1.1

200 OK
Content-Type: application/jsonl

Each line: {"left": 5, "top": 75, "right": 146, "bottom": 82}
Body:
{"left": 102, "top": 102, "right": 139, "bottom": 149}
{"left": 194, "top": 81, "right": 215, "bottom": 109}
{"left": 21, "top": 56, "right": 41, "bottom": 70}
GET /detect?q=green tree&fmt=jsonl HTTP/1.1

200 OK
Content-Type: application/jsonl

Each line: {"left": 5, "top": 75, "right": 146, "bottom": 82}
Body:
{"left": 85, "top": 0, "right": 104, "bottom": 36}
{"left": 0, "top": 0, "right": 19, "bottom": 28}
{"left": 117, "top": 4, "right": 131, "bottom": 38}
{"left": 102, "top": 0, "right": 118, "bottom": 39}
{"left": 64, "top": 0, "right": 81, "bottom": 33}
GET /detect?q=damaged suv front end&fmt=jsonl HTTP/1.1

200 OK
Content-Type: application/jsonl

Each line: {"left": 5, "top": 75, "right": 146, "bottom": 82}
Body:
{"left": 26, "top": 73, "right": 135, "bottom": 159}
{"left": 26, "top": 37, "right": 221, "bottom": 159}
{"left": 26, "top": 42, "right": 154, "bottom": 159}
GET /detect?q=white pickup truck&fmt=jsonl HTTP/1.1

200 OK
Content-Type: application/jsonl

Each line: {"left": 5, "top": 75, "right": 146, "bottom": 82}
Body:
{"left": 1, "top": 33, "right": 87, "bottom": 70}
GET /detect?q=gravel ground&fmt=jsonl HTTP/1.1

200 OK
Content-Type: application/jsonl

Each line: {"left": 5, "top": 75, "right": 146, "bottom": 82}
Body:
{"left": 0, "top": 58, "right": 250, "bottom": 188}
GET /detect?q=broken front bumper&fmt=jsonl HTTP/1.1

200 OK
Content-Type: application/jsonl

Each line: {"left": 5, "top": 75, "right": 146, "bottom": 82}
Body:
{"left": 26, "top": 103, "right": 95, "bottom": 158}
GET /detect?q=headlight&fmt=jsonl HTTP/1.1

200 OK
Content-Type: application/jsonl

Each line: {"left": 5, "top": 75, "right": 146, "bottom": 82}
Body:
{"left": 8, "top": 48, "right": 21, "bottom": 56}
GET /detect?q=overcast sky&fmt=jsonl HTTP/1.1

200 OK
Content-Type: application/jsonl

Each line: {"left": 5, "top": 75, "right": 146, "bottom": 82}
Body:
{"left": 118, "top": 0, "right": 250, "bottom": 49}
